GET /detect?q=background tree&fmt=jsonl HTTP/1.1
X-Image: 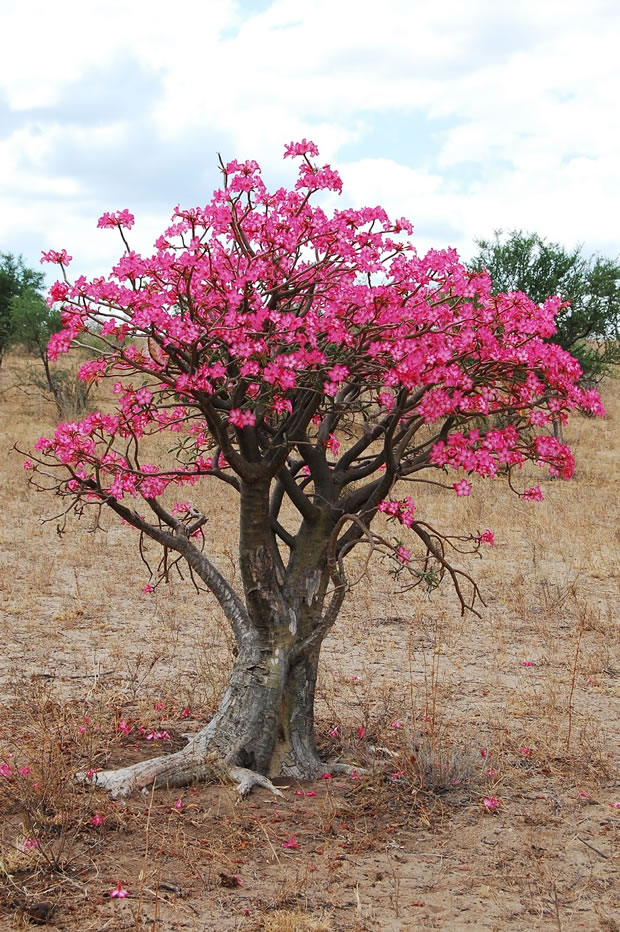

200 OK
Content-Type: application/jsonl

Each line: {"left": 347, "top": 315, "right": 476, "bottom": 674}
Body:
{"left": 0, "top": 253, "right": 46, "bottom": 367}
{"left": 468, "top": 231, "right": 620, "bottom": 383}
{"left": 23, "top": 144, "right": 603, "bottom": 800}
{"left": 6, "top": 274, "right": 90, "bottom": 419}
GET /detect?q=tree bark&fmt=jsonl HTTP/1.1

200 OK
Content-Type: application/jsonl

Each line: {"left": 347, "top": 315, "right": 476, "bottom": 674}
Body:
{"left": 77, "top": 482, "right": 343, "bottom": 798}
{"left": 78, "top": 636, "right": 327, "bottom": 798}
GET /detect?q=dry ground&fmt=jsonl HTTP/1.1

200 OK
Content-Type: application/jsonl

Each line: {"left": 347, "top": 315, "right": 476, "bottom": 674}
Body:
{"left": 0, "top": 352, "right": 618, "bottom": 931}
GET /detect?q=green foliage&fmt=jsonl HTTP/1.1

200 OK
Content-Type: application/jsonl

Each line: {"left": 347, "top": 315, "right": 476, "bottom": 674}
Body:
{"left": 469, "top": 231, "right": 620, "bottom": 381}
{"left": 9, "top": 288, "right": 62, "bottom": 359}
{"left": 1, "top": 253, "right": 90, "bottom": 419}
{"left": 0, "top": 253, "right": 46, "bottom": 364}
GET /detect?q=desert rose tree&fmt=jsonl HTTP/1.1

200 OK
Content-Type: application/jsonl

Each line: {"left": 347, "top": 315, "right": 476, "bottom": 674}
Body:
{"left": 24, "top": 141, "right": 603, "bottom": 798}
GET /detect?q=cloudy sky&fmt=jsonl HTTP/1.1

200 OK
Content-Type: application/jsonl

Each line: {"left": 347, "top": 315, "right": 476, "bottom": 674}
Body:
{"left": 1, "top": 0, "right": 618, "bottom": 284}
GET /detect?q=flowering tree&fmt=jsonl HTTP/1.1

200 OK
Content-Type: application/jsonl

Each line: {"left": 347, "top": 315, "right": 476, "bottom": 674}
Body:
{"left": 24, "top": 142, "right": 603, "bottom": 798}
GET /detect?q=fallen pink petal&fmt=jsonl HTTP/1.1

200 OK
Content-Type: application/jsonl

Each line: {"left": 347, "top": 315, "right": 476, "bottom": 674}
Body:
{"left": 483, "top": 796, "right": 501, "bottom": 811}
{"left": 110, "top": 881, "right": 129, "bottom": 898}
{"left": 282, "top": 834, "right": 300, "bottom": 849}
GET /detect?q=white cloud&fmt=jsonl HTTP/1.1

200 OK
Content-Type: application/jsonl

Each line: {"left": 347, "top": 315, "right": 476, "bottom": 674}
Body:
{"left": 0, "top": 0, "right": 618, "bottom": 280}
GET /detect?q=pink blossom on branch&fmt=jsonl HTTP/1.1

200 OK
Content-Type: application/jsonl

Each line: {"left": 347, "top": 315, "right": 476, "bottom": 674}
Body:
{"left": 23, "top": 139, "right": 602, "bottom": 615}
{"left": 40, "top": 249, "right": 72, "bottom": 266}
{"left": 97, "top": 209, "right": 135, "bottom": 230}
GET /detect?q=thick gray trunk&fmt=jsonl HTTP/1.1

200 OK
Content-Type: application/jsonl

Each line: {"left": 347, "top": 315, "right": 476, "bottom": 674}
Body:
{"left": 79, "top": 485, "right": 344, "bottom": 798}
{"left": 78, "top": 636, "right": 326, "bottom": 798}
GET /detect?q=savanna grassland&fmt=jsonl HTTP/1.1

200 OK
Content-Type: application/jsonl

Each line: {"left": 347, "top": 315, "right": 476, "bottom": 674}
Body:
{"left": 0, "top": 350, "right": 618, "bottom": 931}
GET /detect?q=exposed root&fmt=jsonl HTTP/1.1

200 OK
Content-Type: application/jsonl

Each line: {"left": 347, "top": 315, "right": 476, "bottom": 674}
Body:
{"left": 228, "top": 765, "right": 284, "bottom": 798}
{"left": 75, "top": 749, "right": 284, "bottom": 800}
{"left": 327, "top": 761, "right": 369, "bottom": 776}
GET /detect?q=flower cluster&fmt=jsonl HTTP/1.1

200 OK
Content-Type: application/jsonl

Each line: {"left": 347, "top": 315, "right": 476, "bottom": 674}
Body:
{"left": 97, "top": 209, "right": 135, "bottom": 230}
{"left": 378, "top": 497, "right": 416, "bottom": 527}
{"left": 24, "top": 140, "right": 602, "bottom": 601}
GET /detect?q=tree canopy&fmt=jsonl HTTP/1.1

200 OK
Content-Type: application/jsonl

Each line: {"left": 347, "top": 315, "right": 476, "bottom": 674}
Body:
{"left": 0, "top": 253, "right": 46, "bottom": 364}
{"left": 469, "top": 231, "right": 620, "bottom": 381}
{"left": 21, "top": 142, "right": 604, "bottom": 798}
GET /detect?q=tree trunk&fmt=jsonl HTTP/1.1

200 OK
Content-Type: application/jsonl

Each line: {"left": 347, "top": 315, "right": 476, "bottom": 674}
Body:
{"left": 77, "top": 481, "right": 345, "bottom": 798}
{"left": 78, "top": 635, "right": 327, "bottom": 798}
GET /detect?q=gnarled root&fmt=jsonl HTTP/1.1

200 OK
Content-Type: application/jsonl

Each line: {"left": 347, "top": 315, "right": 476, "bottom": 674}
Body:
{"left": 75, "top": 747, "right": 284, "bottom": 800}
{"left": 327, "top": 762, "right": 369, "bottom": 776}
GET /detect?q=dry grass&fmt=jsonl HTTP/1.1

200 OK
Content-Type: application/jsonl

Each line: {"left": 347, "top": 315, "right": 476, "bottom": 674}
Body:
{"left": 0, "top": 349, "right": 618, "bottom": 931}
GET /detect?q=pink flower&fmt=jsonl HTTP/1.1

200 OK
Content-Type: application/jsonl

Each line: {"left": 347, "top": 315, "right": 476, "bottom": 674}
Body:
{"left": 350, "top": 770, "right": 361, "bottom": 780}
{"left": 389, "top": 720, "right": 403, "bottom": 729}
{"left": 357, "top": 725, "right": 365, "bottom": 739}
{"left": 181, "top": 706, "right": 192, "bottom": 718}
{"left": 282, "top": 834, "right": 300, "bottom": 849}
{"left": 321, "top": 772, "right": 333, "bottom": 780}
{"left": 117, "top": 719, "right": 132, "bottom": 735}
{"left": 483, "top": 796, "right": 500, "bottom": 811}
{"left": 97, "top": 209, "right": 135, "bottom": 230}
{"left": 480, "top": 748, "right": 488, "bottom": 758}
{"left": 18, "top": 766, "right": 31, "bottom": 777}
{"left": 174, "top": 798, "right": 184, "bottom": 810}
{"left": 578, "top": 792, "right": 591, "bottom": 799}
{"left": 89, "top": 813, "right": 104, "bottom": 827}
{"left": 228, "top": 408, "right": 256, "bottom": 428}
{"left": 453, "top": 479, "right": 472, "bottom": 497}
{"left": 478, "top": 529, "right": 495, "bottom": 546}
{"left": 146, "top": 730, "right": 170, "bottom": 740}
{"left": 518, "top": 747, "right": 532, "bottom": 756}
{"left": 522, "top": 486, "right": 543, "bottom": 502}
{"left": 40, "top": 248, "right": 72, "bottom": 265}
{"left": 610, "top": 802, "right": 620, "bottom": 809}
{"left": 326, "top": 433, "right": 340, "bottom": 457}
{"left": 284, "top": 139, "right": 320, "bottom": 159}
{"left": 143, "top": 584, "right": 154, "bottom": 594}
{"left": 23, "top": 459, "right": 34, "bottom": 470}
{"left": 110, "top": 881, "right": 129, "bottom": 898}
{"left": 0, "top": 762, "right": 12, "bottom": 778}
{"left": 521, "top": 660, "right": 534, "bottom": 667}
{"left": 328, "top": 726, "right": 339, "bottom": 739}
{"left": 23, "top": 837, "right": 40, "bottom": 849}
{"left": 485, "top": 768, "right": 498, "bottom": 778}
